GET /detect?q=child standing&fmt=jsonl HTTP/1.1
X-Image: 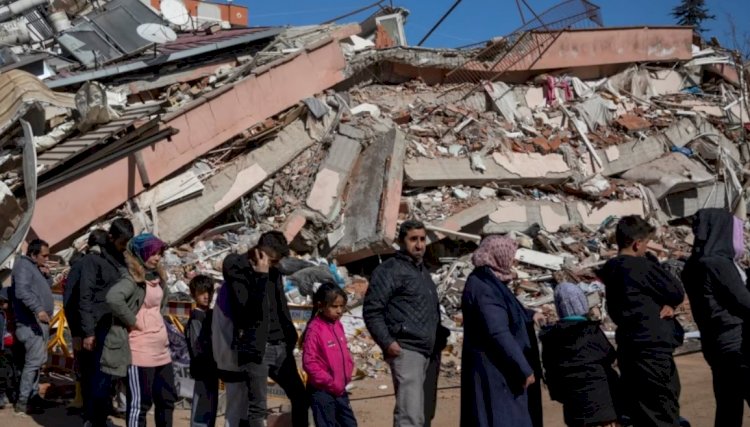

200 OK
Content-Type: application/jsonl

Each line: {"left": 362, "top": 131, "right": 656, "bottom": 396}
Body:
{"left": 0, "top": 288, "right": 12, "bottom": 409}
{"left": 302, "top": 283, "right": 357, "bottom": 427}
{"left": 598, "top": 216, "right": 686, "bottom": 427}
{"left": 540, "top": 283, "right": 620, "bottom": 427}
{"left": 185, "top": 275, "right": 218, "bottom": 427}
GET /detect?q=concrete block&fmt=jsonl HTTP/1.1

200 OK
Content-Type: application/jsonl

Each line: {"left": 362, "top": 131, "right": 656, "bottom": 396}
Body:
{"left": 306, "top": 135, "right": 362, "bottom": 219}
{"left": 621, "top": 153, "right": 714, "bottom": 199}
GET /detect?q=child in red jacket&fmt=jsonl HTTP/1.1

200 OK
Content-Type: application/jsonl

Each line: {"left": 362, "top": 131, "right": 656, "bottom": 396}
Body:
{"left": 302, "top": 283, "right": 358, "bottom": 427}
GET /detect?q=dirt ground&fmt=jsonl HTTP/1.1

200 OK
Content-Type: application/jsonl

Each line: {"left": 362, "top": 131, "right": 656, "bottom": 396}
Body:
{"left": 2, "top": 352, "right": 747, "bottom": 426}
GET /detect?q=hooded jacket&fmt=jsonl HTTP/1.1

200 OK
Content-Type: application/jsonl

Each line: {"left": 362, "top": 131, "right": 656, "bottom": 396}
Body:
{"left": 101, "top": 251, "right": 168, "bottom": 377}
{"left": 682, "top": 208, "right": 750, "bottom": 358}
{"left": 78, "top": 245, "right": 128, "bottom": 338}
{"left": 302, "top": 315, "right": 354, "bottom": 396}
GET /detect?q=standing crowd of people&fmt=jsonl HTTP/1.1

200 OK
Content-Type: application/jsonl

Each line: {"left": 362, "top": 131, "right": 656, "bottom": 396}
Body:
{"left": 1, "top": 208, "right": 749, "bottom": 427}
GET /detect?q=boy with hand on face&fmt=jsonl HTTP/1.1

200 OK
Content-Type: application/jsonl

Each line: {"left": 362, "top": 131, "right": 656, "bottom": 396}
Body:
{"left": 598, "top": 215, "right": 686, "bottom": 427}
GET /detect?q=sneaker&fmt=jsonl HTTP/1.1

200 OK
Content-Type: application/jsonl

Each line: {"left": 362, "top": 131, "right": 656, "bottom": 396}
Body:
{"left": 29, "top": 395, "right": 57, "bottom": 409}
{"left": 14, "top": 403, "right": 29, "bottom": 417}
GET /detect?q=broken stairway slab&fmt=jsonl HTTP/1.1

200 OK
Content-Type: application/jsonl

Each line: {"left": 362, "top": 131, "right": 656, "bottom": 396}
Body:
{"left": 331, "top": 127, "right": 407, "bottom": 264}
{"left": 306, "top": 135, "right": 362, "bottom": 220}
{"left": 405, "top": 152, "right": 572, "bottom": 187}
{"left": 156, "top": 120, "right": 315, "bottom": 244}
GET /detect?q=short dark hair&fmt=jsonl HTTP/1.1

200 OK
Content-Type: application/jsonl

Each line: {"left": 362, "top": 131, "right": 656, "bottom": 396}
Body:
{"left": 87, "top": 229, "right": 109, "bottom": 248}
{"left": 109, "top": 218, "right": 134, "bottom": 241}
{"left": 69, "top": 251, "right": 86, "bottom": 266}
{"left": 398, "top": 219, "right": 426, "bottom": 242}
{"left": 27, "top": 239, "right": 49, "bottom": 257}
{"left": 615, "top": 215, "right": 655, "bottom": 249}
{"left": 257, "top": 231, "right": 290, "bottom": 258}
{"left": 189, "top": 274, "right": 214, "bottom": 298}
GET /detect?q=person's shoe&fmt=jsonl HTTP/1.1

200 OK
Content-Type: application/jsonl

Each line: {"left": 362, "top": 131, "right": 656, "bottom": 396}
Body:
{"left": 0, "top": 393, "right": 7, "bottom": 409}
{"left": 14, "top": 403, "right": 29, "bottom": 417}
{"left": 29, "top": 395, "right": 57, "bottom": 409}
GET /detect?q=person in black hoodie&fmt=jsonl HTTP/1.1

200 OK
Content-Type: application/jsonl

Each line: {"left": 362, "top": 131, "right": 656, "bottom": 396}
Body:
{"left": 78, "top": 218, "right": 134, "bottom": 427}
{"left": 598, "top": 215, "right": 685, "bottom": 427}
{"left": 222, "top": 230, "right": 307, "bottom": 427}
{"left": 540, "top": 283, "right": 619, "bottom": 427}
{"left": 681, "top": 208, "right": 750, "bottom": 427}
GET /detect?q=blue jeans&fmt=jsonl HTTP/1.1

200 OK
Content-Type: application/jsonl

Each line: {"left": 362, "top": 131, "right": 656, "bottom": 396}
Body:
{"left": 15, "top": 323, "right": 49, "bottom": 405}
{"left": 309, "top": 387, "right": 358, "bottom": 427}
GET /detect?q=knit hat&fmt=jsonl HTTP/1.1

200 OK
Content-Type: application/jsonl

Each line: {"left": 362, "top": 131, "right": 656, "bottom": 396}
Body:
{"left": 128, "top": 233, "right": 166, "bottom": 267}
{"left": 554, "top": 282, "right": 588, "bottom": 319}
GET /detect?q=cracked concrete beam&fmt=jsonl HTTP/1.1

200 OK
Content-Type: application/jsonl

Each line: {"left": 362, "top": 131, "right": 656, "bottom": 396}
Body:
{"left": 404, "top": 152, "right": 572, "bottom": 187}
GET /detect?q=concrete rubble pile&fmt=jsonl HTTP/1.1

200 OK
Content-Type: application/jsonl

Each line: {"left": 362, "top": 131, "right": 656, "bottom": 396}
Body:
{"left": 1, "top": 1, "right": 750, "bottom": 379}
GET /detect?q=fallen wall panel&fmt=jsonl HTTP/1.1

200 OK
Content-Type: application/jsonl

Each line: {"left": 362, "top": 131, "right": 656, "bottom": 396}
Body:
{"left": 31, "top": 39, "right": 348, "bottom": 248}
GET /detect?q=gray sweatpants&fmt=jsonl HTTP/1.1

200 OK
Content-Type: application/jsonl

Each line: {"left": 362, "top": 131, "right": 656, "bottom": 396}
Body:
{"left": 16, "top": 323, "right": 49, "bottom": 405}
{"left": 387, "top": 348, "right": 431, "bottom": 427}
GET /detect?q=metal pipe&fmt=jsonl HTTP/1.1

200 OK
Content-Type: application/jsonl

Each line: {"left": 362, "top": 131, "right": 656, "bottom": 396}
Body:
{"left": 0, "top": 0, "right": 48, "bottom": 23}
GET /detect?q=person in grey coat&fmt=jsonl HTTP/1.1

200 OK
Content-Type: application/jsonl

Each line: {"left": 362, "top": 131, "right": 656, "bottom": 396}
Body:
{"left": 10, "top": 239, "right": 54, "bottom": 415}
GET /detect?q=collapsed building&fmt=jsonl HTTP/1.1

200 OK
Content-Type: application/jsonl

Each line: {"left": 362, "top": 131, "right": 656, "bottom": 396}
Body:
{"left": 1, "top": 0, "right": 749, "bottom": 387}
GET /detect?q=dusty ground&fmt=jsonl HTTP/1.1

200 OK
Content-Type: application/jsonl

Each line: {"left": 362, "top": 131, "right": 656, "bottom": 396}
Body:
{"left": 2, "top": 353, "right": 747, "bottom": 426}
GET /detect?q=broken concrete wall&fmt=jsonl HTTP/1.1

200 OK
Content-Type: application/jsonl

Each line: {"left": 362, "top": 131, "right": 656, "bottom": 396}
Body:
{"left": 622, "top": 153, "right": 715, "bottom": 199}
{"left": 306, "top": 133, "right": 362, "bottom": 220}
{"left": 31, "top": 39, "right": 349, "bottom": 248}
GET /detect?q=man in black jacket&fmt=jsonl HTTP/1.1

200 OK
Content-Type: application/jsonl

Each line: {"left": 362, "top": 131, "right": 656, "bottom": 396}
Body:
{"left": 222, "top": 230, "right": 307, "bottom": 427}
{"left": 77, "top": 218, "right": 134, "bottom": 427}
{"left": 364, "top": 220, "right": 448, "bottom": 427}
{"left": 598, "top": 215, "right": 686, "bottom": 427}
{"left": 682, "top": 208, "right": 750, "bottom": 427}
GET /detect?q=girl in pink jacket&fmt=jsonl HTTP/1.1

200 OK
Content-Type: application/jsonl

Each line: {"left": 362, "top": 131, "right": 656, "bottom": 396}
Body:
{"left": 302, "top": 283, "right": 358, "bottom": 427}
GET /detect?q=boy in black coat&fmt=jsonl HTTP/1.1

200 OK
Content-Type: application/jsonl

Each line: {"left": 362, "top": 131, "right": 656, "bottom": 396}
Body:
{"left": 598, "top": 215, "right": 685, "bottom": 427}
{"left": 186, "top": 275, "right": 219, "bottom": 427}
{"left": 540, "top": 283, "right": 619, "bottom": 427}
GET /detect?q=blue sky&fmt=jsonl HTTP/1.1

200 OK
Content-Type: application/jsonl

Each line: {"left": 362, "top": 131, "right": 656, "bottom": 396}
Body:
{"left": 240, "top": 0, "right": 750, "bottom": 50}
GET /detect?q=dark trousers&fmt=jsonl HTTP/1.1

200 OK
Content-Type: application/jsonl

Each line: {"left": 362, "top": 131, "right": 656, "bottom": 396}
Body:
{"left": 126, "top": 364, "right": 177, "bottom": 427}
{"left": 243, "top": 343, "right": 308, "bottom": 427}
{"left": 619, "top": 348, "right": 680, "bottom": 427}
{"left": 82, "top": 327, "right": 113, "bottom": 427}
{"left": 309, "top": 387, "right": 358, "bottom": 427}
{"left": 707, "top": 350, "right": 750, "bottom": 427}
{"left": 423, "top": 353, "right": 440, "bottom": 427}
{"left": 191, "top": 376, "right": 219, "bottom": 427}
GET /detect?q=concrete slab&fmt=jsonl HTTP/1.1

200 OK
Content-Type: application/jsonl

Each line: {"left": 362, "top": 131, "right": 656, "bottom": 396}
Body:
{"left": 306, "top": 135, "right": 362, "bottom": 219}
{"left": 404, "top": 152, "right": 572, "bottom": 187}
{"left": 157, "top": 120, "right": 315, "bottom": 244}
{"left": 622, "top": 153, "right": 715, "bottom": 199}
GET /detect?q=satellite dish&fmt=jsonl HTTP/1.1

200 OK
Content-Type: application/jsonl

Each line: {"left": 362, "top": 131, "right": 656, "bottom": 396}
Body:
{"left": 136, "top": 23, "right": 177, "bottom": 44}
{"left": 161, "top": 0, "right": 190, "bottom": 27}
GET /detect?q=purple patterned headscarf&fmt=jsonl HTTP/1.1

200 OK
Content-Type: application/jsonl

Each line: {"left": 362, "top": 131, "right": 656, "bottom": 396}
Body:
{"left": 128, "top": 233, "right": 166, "bottom": 266}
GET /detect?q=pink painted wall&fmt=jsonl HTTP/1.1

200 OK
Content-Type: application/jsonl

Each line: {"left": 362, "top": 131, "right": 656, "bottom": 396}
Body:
{"left": 32, "top": 40, "right": 348, "bottom": 247}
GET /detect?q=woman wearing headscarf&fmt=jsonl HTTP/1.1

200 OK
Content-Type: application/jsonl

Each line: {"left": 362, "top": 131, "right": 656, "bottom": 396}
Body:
{"left": 103, "top": 233, "right": 176, "bottom": 427}
{"left": 682, "top": 208, "right": 750, "bottom": 427}
{"left": 460, "top": 235, "right": 540, "bottom": 427}
{"left": 539, "top": 283, "right": 620, "bottom": 427}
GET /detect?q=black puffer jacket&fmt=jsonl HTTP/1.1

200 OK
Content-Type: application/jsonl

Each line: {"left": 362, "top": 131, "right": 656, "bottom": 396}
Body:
{"left": 364, "top": 252, "right": 446, "bottom": 356}
{"left": 682, "top": 208, "right": 750, "bottom": 359}
{"left": 540, "top": 320, "right": 620, "bottom": 426}
{"left": 78, "top": 246, "right": 127, "bottom": 338}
